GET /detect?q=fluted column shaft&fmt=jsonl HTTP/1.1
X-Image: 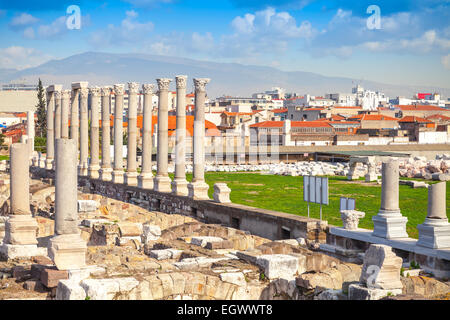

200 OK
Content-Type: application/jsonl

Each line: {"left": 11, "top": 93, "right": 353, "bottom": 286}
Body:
{"left": 89, "top": 87, "right": 101, "bottom": 179}
{"left": 79, "top": 88, "right": 89, "bottom": 175}
{"left": 113, "top": 84, "right": 125, "bottom": 183}
{"left": 45, "top": 90, "right": 55, "bottom": 169}
{"left": 54, "top": 90, "right": 62, "bottom": 141}
{"left": 61, "top": 90, "right": 70, "bottom": 139}
{"left": 125, "top": 82, "right": 139, "bottom": 186}
{"left": 188, "top": 78, "right": 210, "bottom": 200}
{"left": 138, "top": 84, "right": 154, "bottom": 189}
{"left": 100, "top": 87, "right": 112, "bottom": 181}
{"left": 192, "top": 79, "right": 209, "bottom": 182}
{"left": 172, "top": 75, "right": 189, "bottom": 196}
{"left": 154, "top": 78, "right": 172, "bottom": 192}
{"left": 70, "top": 89, "right": 79, "bottom": 148}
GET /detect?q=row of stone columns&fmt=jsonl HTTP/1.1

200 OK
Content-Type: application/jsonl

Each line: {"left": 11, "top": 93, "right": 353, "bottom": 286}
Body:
{"left": 371, "top": 158, "right": 449, "bottom": 249}
{"left": 44, "top": 77, "right": 211, "bottom": 199}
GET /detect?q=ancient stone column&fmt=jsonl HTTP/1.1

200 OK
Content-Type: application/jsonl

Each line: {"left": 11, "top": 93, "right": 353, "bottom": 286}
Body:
{"left": 88, "top": 87, "right": 101, "bottom": 179}
{"left": 79, "top": 88, "right": 89, "bottom": 176}
{"left": 54, "top": 89, "right": 62, "bottom": 141}
{"left": 48, "top": 139, "right": 87, "bottom": 270}
{"left": 172, "top": 75, "right": 189, "bottom": 196}
{"left": 71, "top": 82, "right": 88, "bottom": 150}
{"left": 153, "top": 78, "right": 172, "bottom": 193}
{"left": 26, "top": 111, "right": 35, "bottom": 155}
{"left": 125, "top": 82, "right": 139, "bottom": 186}
{"left": 100, "top": 87, "right": 113, "bottom": 181}
{"left": 0, "top": 143, "right": 41, "bottom": 259}
{"left": 112, "top": 84, "right": 125, "bottom": 184}
{"left": 45, "top": 85, "right": 61, "bottom": 170}
{"left": 417, "top": 182, "right": 450, "bottom": 248}
{"left": 372, "top": 158, "right": 408, "bottom": 239}
{"left": 188, "top": 78, "right": 210, "bottom": 200}
{"left": 61, "top": 90, "right": 70, "bottom": 139}
{"left": 138, "top": 84, "right": 155, "bottom": 189}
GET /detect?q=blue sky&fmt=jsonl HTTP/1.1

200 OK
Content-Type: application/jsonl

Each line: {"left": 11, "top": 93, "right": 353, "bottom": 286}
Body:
{"left": 0, "top": 0, "right": 449, "bottom": 88}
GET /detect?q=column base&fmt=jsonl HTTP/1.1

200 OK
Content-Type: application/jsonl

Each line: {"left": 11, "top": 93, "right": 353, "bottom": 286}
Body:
{"left": 88, "top": 165, "right": 101, "bottom": 179}
{"left": 188, "top": 181, "right": 210, "bottom": 200}
{"left": 153, "top": 176, "right": 172, "bottom": 193}
{"left": 372, "top": 210, "right": 408, "bottom": 239}
{"left": 46, "top": 159, "right": 54, "bottom": 171}
{"left": 4, "top": 215, "right": 38, "bottom": 245}
{"left": 99, "top": 167, "right": 113, "bottom": 182}
{"left": 48, "top": 234, "right": 87, "bottom": 271}
{"left": 112, "top": 170, "right": 124, "bottom": 184}
{"left": 138, "top": 173, "right": 154, "bottom": 189}
{"left": 125, "top": 171, "right": 138, "bottom": 186}
{"left": 0, "top": 244, "right": 47, "bottom": 260}
{"left": 171, "top": 179, "right": 189, "bottom": 196}
{"left": 417, "top": 218, "right": 450, "bottom": 249}
{"left": 78, "top": 164, "right": 88, "bottom": 177}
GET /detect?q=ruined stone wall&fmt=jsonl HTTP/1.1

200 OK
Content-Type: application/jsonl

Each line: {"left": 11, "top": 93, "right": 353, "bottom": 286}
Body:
{"left": 30, "top": 166, "right": 327, "bottom": 243}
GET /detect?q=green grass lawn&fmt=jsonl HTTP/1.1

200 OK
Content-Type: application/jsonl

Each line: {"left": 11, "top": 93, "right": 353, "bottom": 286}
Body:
{"left": 171, "top": 172, "right": 449, "bottom": 239}
{"left": 0, "top": 155, "right": 9, "bottom": 161}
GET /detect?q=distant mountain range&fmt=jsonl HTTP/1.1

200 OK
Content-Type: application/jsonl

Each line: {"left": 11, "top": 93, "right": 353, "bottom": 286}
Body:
{"left": 1, "top": 51, "right": 449, "bottom": 99}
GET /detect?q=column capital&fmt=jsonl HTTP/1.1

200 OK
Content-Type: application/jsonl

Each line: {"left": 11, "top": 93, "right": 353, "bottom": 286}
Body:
{"left": 193, "top": 78, "right": 210, "bottom": 92}
{"left": 142, "top": 84, "right": 155, "bottom": 95}
{"left": 61, "top": 90, "right": 71, "bottom": 100}
{"left": 80, "top": 88, "right": 89, "bottom": 99}
{"left": 156, "top": 78, "right": 172, "bottom": 91}
{"left": 100, "top": 86, "right": 111, "bottom": 97}
{"left": 54, "top": 90, "right": 62, "bottom": 99}
{"left": 89, "top": 87, "right": 101, "bottom": 97}
{"left": 114, "top": 84, "right": 125, "bottom": 96}
{"left": 176, "top": 75, "right": 188, "bottom": 89}
{"left": 128, "top": 82, "right": 140, "bottom": 94}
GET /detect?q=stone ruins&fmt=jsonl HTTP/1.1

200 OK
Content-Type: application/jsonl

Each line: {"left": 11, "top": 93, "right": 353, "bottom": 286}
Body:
{"left": 0, "top": 78, "right": 448, "bottom": 300}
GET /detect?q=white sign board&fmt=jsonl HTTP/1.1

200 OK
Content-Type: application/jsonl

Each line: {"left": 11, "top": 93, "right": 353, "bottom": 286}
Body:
{"left": 303, "top": 176, "right": 328, "bottom": 205}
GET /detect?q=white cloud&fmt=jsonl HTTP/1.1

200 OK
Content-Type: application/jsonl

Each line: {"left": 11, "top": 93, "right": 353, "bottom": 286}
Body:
{"left": 37, "top": 16, "right": 68, "bottom": 39}
{"left": 441, "top": 54, "right": 450, "bottom": 69}
{"left": 23, "top": 27, "right": 35, "bottom": 39}
{"left": 89, "top": 10, "right": 154, "bottom": 47}
{"left": 9, "top": 13, "right": 39, "bottom": 30}
{"left": 231, "top": 7, "right": 315, "bottom": 39}
{"left": 0, "top": 46, "right": 52, "bottom": 70}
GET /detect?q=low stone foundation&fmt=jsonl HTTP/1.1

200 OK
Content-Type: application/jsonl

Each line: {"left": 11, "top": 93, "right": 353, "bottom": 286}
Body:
{"left": 30, "top": 166, "right": 327, "bottom": 243}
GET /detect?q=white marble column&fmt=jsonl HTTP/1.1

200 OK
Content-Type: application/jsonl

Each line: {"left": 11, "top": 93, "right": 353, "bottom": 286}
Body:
{"left": 172, "top": 75, "right": 189, "bottom": 196}
{"left": 61, "top": 90, "right": 70, "bottom": 139}
{"left": 45, "top": 85, "right": 61, "bottom": 170}
{"left": 79, "top": 88, "right": 89, "bottom": 176}
{"left": 372, "top": 158, "right": 408, "bottom": 239}
{"left": 188, "top": 78, "right": 210, "bottom": 200}
{"left": 138, "top": 84, "right": 155, "bottom": 189}
{"left": 112, "top": 84, "right": 125, "bottom": 184}
{"left": 71, "top": 82, "right": 88, "bottom": 150}
{"left": 153, "top": 78, "right": 172, "bottom": 193}
{"left": 125, "top": 82, "right": 139, "bottom": 186}
{"left": 89, "top": 87, "right": 101, "bottom": 179}
{"left": 100, "top": 87, "right": 113, "bottom": 181}
{"left": 417, "top": 182, "right": 450, "bottom": 248}
{"left": 54, "top": 89, "right": 62, "bottom": 141}
{"left": 0, "top": 143, "right": 41, "bottom": 259}
{"left": 48, "top": 139, "right": 87, "bottom": 270}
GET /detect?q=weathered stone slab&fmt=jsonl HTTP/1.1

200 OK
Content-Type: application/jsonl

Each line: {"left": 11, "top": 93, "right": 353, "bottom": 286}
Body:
{"left": 191, "top": 236, "right": 224, "bottom": 247}
{"left": 56, "top": 280, "right": 87, "bottom": 300}
{"left": 149, "top": 249, "right": 182, "bottom": 261}
{"left": 348, "top": 283, "right": 402, "bottom": 300}
{"left": 141, "top": 224, "right": 161, "bottom": 243}
{"left": 78, "top": 200, "right": 100, "bottom": 212}
{"left": 256, "top": 254, "right": 299, "bottom": 280}
{"left": 219, "top": 272, "right": 246, "bottom": 286}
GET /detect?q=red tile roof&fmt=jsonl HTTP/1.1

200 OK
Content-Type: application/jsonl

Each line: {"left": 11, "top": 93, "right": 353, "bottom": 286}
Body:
{"left": 396, "top": 105, "right": 446, "bottom": 111}
{"left": 426, "top": 114, "right": 450, "bottom": 120}
{"left": 399, "top": 116, "right": 433, "bottom": 123}
{"left": 349, "top": 114, "right": 398, "bottom": 121}
{"left": 250, "top": 120, "right": 332, "bottom": 128}
{"left": 272, "top": 108, "right": 288, "bottom": 114}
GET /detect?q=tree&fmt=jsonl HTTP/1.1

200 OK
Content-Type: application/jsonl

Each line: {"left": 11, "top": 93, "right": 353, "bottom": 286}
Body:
{"left": 35, "top": 78, "right": 47, "bottom": 138}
